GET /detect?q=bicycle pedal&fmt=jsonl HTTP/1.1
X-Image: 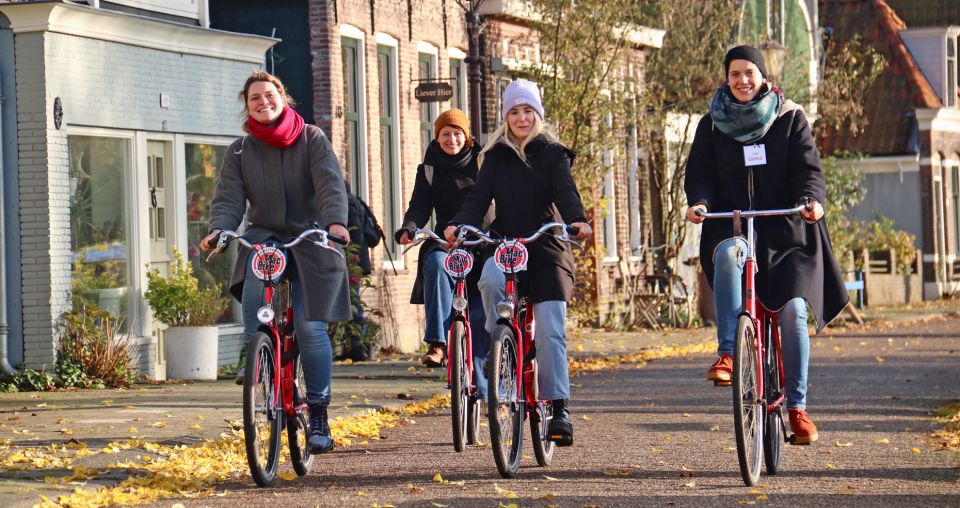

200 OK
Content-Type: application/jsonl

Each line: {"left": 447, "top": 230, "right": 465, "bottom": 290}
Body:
{"left": 548, "top": 434, "right": 573, "bottom": 447}
{"left": 713, "top": 380, "right": 732, "bottom": 387}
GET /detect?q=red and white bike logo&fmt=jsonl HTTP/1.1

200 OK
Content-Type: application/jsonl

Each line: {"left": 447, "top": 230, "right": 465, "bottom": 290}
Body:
{"left": 494, "top": 241, "right": 528, "bottom": 273}
{"left": 444, "top": 249, "right": 474, "bottom": 278}
{"left": 251, "top": 247, "right": 287, "bottom": 282}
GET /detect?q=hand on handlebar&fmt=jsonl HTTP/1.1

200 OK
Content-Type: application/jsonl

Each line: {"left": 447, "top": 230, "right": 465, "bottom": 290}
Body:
{"left": 798, "top": 198, "right": 824, "bottom": 224}
{"left": 200, "top": 229, "right": 221, "bottom": 253}
{"left": 443, "top": 225, "right": 458, "bottom": 244}
{"left": 328, "top": 223, "right": 350, "bottom": 245}
{"left": 570, "top": 222, "right": 592, "bottom": 241}
{"left": 686, "top": 204, "right": 708, "bottom": 224}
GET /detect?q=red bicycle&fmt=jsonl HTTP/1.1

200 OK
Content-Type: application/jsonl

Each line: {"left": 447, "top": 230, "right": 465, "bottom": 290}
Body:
{"left": 207, "top": 227, "right": 344, "bottom": 487}
{"left": 697, "top": 204, "right": 809, "bottom": 485}
{"left": 403, "top": 227, "right": 485, "bottom": 451}
{"left": 463, "top": 222, "right": 581, "bottom": 478}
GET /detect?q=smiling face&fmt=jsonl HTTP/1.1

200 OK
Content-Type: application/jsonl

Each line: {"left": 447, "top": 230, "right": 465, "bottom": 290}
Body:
{"left": 726, "top": 59, "right": 765, "bottom": 103}
{"left": 245, "top": 81, "right": 285, "bottom": 125}
{"left": 506, "top": 105, "right": 537, "bottom": 142}
{"left": 437, "top": 125, "right": 466, "bottom": 155}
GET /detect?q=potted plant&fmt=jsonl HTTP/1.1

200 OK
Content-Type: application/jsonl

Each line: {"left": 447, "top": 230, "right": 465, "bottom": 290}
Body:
{"left": 145, "top": 247, "right": 230, "bottom": 380}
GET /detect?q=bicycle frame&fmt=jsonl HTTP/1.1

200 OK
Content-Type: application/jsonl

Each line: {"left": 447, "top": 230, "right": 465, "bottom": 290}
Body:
{"left": 446, "top": 257, "right": 476, "bottom": 394}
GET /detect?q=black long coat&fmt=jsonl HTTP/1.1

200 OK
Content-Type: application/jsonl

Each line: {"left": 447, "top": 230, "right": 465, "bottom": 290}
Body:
{"left": 684, "top": 102, "right": 849, "bottom": 332}
{"left": 208, "top": 126, "right": 351, "bottom": 323}
{"left": 397, "top": 141, "right": 482, "bottom": 304}
{"left": 452, "top": 136, "right": 587, "bottom": 303}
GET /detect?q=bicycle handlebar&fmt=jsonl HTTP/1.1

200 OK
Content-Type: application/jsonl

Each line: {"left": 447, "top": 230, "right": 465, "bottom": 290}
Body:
{"left": 695, "top": 204, "right": 808, "bottom": 220}
{"left": 456, "top": 222, "right": 583, "bottom": 250}
{"left": 206, "top": 228, "right": 345, "bottom": 262}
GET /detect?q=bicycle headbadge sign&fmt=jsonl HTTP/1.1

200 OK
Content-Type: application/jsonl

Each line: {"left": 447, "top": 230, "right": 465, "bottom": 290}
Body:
{"left": 444, "top": 249, "right": 474, "bottom": 278}
{"left": 251, "top": 246, "right": 287, "bottom": 283}
{"left": 494, "top": 240, "right": 528, "bottom": 274}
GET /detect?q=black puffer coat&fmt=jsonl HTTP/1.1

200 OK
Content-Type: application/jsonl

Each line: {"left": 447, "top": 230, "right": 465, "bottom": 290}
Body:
{"left": 452, "top": 136, "right": 586, "bottom": 303}
{"left": 397, "top": 140, "right": 482, "bottom": 304}
{"left": 684, "top": 102, "right": 849, "bottom": 332}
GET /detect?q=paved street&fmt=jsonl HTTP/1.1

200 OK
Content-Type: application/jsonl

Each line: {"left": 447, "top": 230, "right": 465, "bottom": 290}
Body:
{"left": 1, "top": 303, "right": 958, "bottom": 506}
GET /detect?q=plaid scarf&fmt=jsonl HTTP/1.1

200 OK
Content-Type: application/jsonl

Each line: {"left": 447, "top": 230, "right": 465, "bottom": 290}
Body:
{"left": 709, "top": 84, "right": 782, "bottom": 144}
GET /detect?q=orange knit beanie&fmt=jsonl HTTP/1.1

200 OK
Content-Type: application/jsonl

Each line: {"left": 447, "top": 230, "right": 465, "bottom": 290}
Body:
{"left": 434, "top": 108, "right": 472, "bottom": 146}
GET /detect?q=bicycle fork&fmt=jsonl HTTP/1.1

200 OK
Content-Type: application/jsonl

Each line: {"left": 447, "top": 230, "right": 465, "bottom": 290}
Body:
{"left": 446, "top": 278, "right": 475, "bottom": 394}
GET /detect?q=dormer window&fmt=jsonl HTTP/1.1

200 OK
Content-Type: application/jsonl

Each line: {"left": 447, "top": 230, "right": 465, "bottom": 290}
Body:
{"left": 900, "top": 26, "right": 960, "bottom": 109}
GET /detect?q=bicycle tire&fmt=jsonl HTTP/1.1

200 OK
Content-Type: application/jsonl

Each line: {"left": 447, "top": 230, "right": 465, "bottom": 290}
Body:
{"left": 449, "top": 321, "right": 469, "bottom": 452}
{"left": 288, "top": 351, "right": 314, "bottom": 476}
{"left": 530, "top": 400, "right": 555, "bottom": 467}
{"left": 732, "top": 315, "right": 763, "bottom": 486}
{"left": 488, "top": 325, "right": 523, "bottom": 478}
{"left": 243, "top": 332, "right": 283, "bottom": 487}
{"left": 763, "top": 318, "right": 783, "bottom": 475}
{"left": 467, "top": 395, "right": 482, "bottom": 445}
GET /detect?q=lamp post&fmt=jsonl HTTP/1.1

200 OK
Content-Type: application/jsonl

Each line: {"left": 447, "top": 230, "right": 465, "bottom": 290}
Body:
{"left": 760, "top": 38, "right": 787, "bottom": 86}
{"left": 458, "top": 0, "right": 486, "bottom": 137}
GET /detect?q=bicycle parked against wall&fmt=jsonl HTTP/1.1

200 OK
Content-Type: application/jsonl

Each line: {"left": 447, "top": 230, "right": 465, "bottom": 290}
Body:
{"left": 696, "top": 204, "right": 810, "bottom": 486}
{"left": 207, "top": 227, "right": 344, "bottom": 487}
{"left": 402, "top": 227, "right": 485, "bottom": 452}
{"left": 461, "top": 222, "right": 581, "bottom": 478}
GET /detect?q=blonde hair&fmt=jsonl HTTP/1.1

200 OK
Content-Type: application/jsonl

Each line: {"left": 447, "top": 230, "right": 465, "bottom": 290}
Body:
{"left": 238, "top": 70, "right": 296, "bottom": 129}
{"left": 478, "top": 112, "right": 559, "bottom": 166}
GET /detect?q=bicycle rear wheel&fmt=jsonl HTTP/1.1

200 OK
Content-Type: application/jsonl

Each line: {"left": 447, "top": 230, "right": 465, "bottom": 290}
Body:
{"left": 449, "top": 321, "right": 469, "bottom": 452}
{"left": 763, "top": 318, "right": 783, "bottom": 475}
{"left": 488, "top": 325, "right": 523, "bottom": 478}
{"left": 530, "top": 400, "right": 555, "bottom": 467}
{"left": 732, "top": 315, "right": 763, "bottom": 486}
{"left": 243, "top": 332, "right": 283, "bottom": 487}
{"left": 288, "top": 350, "right": 315, "bottom": 476}
{"left": 467, "top": 395, "right": 482, "bottom": 445}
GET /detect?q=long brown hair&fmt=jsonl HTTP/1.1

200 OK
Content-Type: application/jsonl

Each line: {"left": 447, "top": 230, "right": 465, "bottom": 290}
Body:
{"left": 238, "top": 70, "right": 296, "bottom": 129}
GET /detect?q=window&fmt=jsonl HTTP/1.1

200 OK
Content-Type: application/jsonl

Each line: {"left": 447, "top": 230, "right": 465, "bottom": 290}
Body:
{"left": 947, "top": 36, "right": 956, "bottom": 108}
{"left": 378, "top": 44, "right": 401, "bottom": 260}
{"left": 69, "top": 135, "right": 131, "bottom": 320}
{"left": 952, "top": 164, "right": 959, "bottom": 254}
{"left": 449, "top": 57, "right": 465, "bottom": 111}
{"left": 184, "top": 142, "right": 238, "bottom": 323}
{"left": 342, "top": 36, "right": 367, "bottom": 199}
{"left": 602, "top": 170, "right": 618, "bottom": 259}
{"left": 419, "top": 52, "right": 438, "bottom": 155}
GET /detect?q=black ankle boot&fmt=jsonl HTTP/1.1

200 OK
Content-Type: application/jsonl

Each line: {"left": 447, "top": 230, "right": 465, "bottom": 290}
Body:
{"left": 308, "top": 403, "right": 335, "bottom": 453}
{"left": 547, "top": 399, "right": 573, "bottom": 446}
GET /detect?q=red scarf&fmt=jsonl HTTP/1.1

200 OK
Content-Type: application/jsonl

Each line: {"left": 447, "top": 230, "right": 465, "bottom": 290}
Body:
{"left": 246, "top": 107, "right": 305, "bottom": 149}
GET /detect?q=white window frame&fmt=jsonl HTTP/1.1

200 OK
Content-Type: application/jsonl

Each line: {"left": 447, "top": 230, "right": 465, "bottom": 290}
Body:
{"left": 448, "top": 47, "right": 468, "bottom": 112}
{"left": 376, "top": 32, "right": 404, "bottom": 270}
{"left": 340, "top": 24, "right": 370, "bottom": 203}
{"left": 417, "top": 41, "right": 441, "bottom": 124}
{"left": 103, "top": 0, "right": 203, "bottom": 19}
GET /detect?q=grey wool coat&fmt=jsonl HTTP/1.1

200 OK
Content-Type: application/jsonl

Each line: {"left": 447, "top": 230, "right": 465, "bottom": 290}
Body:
{"left": 208, "top": 125, "right": 351, "bottom": 323}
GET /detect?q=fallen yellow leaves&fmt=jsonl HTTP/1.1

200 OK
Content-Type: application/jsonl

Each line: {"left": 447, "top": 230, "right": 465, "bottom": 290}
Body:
{"left": 567, "top": 340, "right": 714, "bottom": 376}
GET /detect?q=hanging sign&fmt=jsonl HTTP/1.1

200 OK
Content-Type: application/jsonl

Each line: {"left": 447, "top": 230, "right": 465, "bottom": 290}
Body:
{"left": 415, "top": 81, "right": 454, "bottom": 102}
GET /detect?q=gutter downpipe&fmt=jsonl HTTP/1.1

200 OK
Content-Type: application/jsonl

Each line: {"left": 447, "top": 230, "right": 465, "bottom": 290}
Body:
{"left": 0, "top": 84, "right": 13, "bottom": 375}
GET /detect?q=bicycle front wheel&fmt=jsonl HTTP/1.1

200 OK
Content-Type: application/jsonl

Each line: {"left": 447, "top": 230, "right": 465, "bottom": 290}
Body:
{"left": 488, "top": 325, "right": 523, "bottom": 478}
{"left": 763, "top": 318, "right": 783, "bottom": 475}
{"left": 288, "top": 350, "right": 315, "bottom": 476}
{"left": 243, "top": 332, "right": 283, "bottom": 487}
{"left": 732, "top": 315, "right": 763, "bottom": 486}
{"left": 449, "top": 321, "right": 469, "bottom": 452}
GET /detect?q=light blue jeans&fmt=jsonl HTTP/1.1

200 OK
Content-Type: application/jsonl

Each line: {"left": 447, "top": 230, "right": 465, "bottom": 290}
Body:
{"left": 423, "top": 250, "right": 490, "bottom": 398}
{"left": 713, "top": 237, "right": 810, "bottom": 409}
{"left": 242, "top": 256, "right": 333, "bottom": 405}
{"left": 478, "top": 257, "right": 570, "bottom": 401}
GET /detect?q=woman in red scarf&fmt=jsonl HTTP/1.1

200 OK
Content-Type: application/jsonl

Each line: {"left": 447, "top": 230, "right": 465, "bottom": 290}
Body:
{"left": 200, "top": 71, "right": 351, "bottom": 454}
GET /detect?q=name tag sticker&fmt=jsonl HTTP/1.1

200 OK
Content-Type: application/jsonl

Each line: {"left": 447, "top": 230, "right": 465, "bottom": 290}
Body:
{"left": 743, "top": 144, "right": 767, "bottom": 166}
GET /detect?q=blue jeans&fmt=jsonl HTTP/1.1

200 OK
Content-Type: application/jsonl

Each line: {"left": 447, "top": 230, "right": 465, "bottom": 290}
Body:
{"left": 424, "top": 250, "right": 490, "bottom": 398}
{"left": 478, "top": 257, "right": 570, "bottom": 401}
{"left": 713, "top": 237, "right": 810, "bottom": 409}
{"left": 242, "top": 257, "right": 333, "bottom": 405}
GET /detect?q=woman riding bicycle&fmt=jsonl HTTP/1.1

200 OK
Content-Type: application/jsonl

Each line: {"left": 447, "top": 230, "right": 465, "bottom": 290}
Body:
{"left": 200, "top": 71, "right": 351, "bottom": 454}
{"left": 445, "top": 79, "right": 591, "bottom": 446}
{"left": 396, "top": 109, "right": 489, "bottom": 384}
{"left": 684, "top": 46, "right": 849, "bottom": 445}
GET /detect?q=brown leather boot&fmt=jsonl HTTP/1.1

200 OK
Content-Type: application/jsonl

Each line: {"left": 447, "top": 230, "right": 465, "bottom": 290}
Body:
{"left": 421, "top": 343, "right": 445, "bottom": 367}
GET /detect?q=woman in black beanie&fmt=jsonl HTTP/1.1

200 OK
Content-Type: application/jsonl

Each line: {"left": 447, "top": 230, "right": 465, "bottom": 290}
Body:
{"left": 684, "top": 45, "right": 849, "bottom": 446}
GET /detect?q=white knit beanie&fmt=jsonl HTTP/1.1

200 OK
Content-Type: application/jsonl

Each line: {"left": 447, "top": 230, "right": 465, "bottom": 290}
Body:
{"left": 501, "top": 79, "right": 544, "bottom": 121}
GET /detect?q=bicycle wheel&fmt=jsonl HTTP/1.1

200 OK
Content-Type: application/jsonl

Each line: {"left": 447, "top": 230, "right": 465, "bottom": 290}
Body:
{"left": 732, "top": 315, "right": 763, "bottom": 486}
{"left": 763, "top": 318, "right": 783, "bottom": 475}
{"left": 449, "top": 321, "right": 469, "bottom": 452}
{"left": 530, "top": 400, "right": 555, "bottom": 467}
{"left": 488, "top": 325, "right": 523, "bottom": 478}
{"left": 467, "top": 395, "right": 482, "bottom": 445}
{"left": 243, "top": 332, "right": 283, "bottom": 487}
{"left": 288, "top": 350, "right": 314, "bottom": 476}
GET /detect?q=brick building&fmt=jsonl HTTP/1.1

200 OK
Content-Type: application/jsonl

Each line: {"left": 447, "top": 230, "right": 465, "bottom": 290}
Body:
{"left": 0, "top": 0, "right": 275, "bottom": 377}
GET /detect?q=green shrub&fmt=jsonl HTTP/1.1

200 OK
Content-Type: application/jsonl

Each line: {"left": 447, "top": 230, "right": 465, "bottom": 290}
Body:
{"left": 57, "top": 302, "right": 133, "bottom": 388}
{"left": 145, "top": 247, "right": 230, "bottom": 327}
{"left": 0, "top": 368, "right": 56, "bottom": 392}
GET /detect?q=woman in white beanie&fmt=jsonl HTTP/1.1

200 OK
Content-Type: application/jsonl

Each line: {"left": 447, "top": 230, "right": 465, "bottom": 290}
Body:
{"left": 445, "top": 79, "right": 591, "bottom": 446}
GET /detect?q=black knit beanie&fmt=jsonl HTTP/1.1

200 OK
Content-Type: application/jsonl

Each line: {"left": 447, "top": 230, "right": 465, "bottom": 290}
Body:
{"left": 724, "top": 45, "right": 767, "bottom": 78}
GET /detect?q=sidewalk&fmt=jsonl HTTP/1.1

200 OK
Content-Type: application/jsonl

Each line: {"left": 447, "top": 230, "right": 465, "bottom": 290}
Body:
{"left": 0, "top": 300, "right": 954, "bottom": 505}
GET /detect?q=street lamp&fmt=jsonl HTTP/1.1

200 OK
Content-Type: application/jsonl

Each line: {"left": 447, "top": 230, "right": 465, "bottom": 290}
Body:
{"left": 456, "top": 0, "right": 486, "bottom": 138}
{"left": 760, "top": 38, "right": 787, "bottom": 86}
